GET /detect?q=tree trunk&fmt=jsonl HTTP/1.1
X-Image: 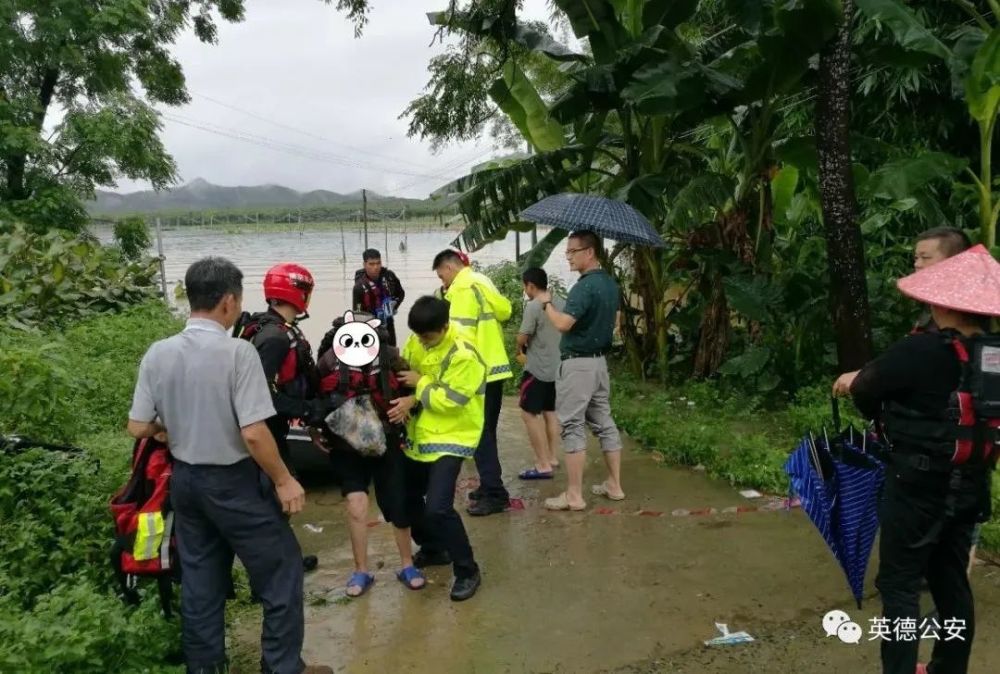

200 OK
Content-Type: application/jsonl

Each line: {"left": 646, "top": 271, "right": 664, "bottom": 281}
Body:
{"left": 4, "top": 67, "right": 60, "bottom": 202}
{"left": 693, "top": 272, "right": 729, "bottom": 378}
{"left": 815, "top": 0, "right": 873, "bottom": 372}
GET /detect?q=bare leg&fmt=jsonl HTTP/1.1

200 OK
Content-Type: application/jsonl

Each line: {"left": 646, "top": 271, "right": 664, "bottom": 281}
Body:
{"left": 393, "top": 526, "right": 424, "bottom": 588}
{"left": 968, "top": 544, "right": 977, "bottom": 577}
{"left": 602, "top": 450, "right": 624, "bottom": 498}
{"left": 345, "top": 492, "right": 370, "bottom": 596}
{"left": 543, "top": 411, "right": 561, "bottom": 468}
{"left": 521, "top": 410, "right": 554, "bottom": 473}
{"left": 564, "top": 451, "right": 587, "bottom": 506}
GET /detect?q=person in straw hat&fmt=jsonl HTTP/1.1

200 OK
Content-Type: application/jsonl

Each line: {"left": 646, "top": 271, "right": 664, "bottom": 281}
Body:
{"left": 833, "top": 244, "right": 999, "bottom": 674}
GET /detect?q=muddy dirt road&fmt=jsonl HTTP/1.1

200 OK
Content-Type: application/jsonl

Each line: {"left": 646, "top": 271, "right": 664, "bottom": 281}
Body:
{"left": 235, "top": 399, "right": 1000, "bottom": 673}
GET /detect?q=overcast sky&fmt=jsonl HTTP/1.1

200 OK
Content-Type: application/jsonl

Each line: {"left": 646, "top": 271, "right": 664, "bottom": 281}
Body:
{"left": 114, "top": 0, "right": 554, "bottom": 199}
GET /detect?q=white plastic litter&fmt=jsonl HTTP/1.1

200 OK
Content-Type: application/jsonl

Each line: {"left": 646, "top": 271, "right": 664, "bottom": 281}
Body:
{"left": 303, "top": 524, "right": 324, "bottom": 534}
{"left": 704, "top": 623, "right": 755, "bottom": 646}
{"left": 739, "top": 489, "right": 763, "bottom": 499}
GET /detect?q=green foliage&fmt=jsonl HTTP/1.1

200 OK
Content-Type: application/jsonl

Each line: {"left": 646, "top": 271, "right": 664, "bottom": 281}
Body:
{"left": 0, "top": 436, "right": 183, "bottom": 672}
{"left": 113, "top": 216, "right": 152, "bottom": 261}
{"left": 0, "top": 299, "right": 185, "bottom": 672}
{"left": 0, "top": 223, "right": 160, "bottom": 330}
{"left": 0, "top": 0, "right": 372, "bottom": 232}
{"left": 0, "top": 340, "right": 76, "bottom": 443}
{"left": 0, "top": 303, "right": 183, "bottom": 441}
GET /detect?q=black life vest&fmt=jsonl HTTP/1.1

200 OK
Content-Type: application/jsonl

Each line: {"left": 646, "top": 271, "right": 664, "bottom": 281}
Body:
{"left": 882, "top": 332, "right": 1000, "bottom": 471}
{"left": 233, "top": 310, "right": 319, "bottom": 399}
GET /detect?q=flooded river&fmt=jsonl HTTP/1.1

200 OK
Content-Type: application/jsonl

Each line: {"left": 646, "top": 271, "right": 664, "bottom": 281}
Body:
{"left": 100, "top": 222, "right": 573, "bottom": 346}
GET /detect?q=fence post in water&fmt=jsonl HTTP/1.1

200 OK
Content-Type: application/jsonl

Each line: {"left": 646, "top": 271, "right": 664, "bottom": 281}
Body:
{"left": 155, "top": 217, "right": 168, "bottom": 302}
{"left": 362, "top": 189, "right": 369, "bottom": 249}
{"left": 515, "top": 230, "right": 521, "bottom": 260}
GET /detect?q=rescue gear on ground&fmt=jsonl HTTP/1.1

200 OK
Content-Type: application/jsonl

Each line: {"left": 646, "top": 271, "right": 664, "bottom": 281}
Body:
{"left": 110, "top": 436, "right": 178, "bottom": 617}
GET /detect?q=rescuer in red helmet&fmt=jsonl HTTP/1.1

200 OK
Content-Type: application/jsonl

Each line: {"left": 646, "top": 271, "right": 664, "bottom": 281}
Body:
{"left": 235, "top": 263, "right": 330, "bottom": 571}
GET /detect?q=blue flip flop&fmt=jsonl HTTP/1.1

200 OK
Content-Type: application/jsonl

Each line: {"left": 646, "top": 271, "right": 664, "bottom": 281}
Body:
{"left": 518, "top": 467, "right": 554, "bottom": 480}
{"left": 396, "top": 565, "right": 426, "bottom": 590}
{"left": 345, "top": 571, "right": 375, "bottom": 598}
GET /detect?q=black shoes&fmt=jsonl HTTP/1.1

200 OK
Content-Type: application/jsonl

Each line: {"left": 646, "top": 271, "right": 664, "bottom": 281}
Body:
{"left": 468, "top": 487, "right": 484, "bottom": 501}
{"left": 450, "top": 571, "right": 482, "bottom": 601}
{"left": 303, "top": 555, "right": 318, "bottom": 572}
{"left": 414, "top": 549, "right": 452, "bottom": 568}
{"left": 467, "top": 497, "right": 509, "bottom": 517}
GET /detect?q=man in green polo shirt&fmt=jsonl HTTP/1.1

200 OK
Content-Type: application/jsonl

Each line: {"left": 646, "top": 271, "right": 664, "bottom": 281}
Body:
{"left": 534, "top": 230, "right": 624, "bottom": 511}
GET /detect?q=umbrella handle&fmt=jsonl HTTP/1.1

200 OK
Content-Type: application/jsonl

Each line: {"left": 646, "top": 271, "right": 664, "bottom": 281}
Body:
{"left": 830, "top": 396, "right": 842, "bottom": 430}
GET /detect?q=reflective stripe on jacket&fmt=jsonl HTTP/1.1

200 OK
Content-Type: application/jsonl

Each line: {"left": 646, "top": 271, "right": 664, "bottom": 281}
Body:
{"left": 401, "top": 323, "right": 487, "bottom": 462}
{"left": 444, "top": 266, "right": 513, "bottom": 383}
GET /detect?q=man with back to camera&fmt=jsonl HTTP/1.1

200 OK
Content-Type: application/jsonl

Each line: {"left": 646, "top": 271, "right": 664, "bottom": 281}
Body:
{"left": 127, "top": 257, "right": 332, "bottom": 674}
{"left": 432, "top": 249, "right": 513, "bottom": 517}
{"left": 516, "top": 267, "right": 564, "bottom": 480}
{"left": 534, "top": 230, "right": 625, "bottom": 511}
{"left": 353, "top": 248, "right": 405, "bottom": 346}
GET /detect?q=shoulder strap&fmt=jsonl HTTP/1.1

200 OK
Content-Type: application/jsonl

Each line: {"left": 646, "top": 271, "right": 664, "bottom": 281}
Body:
{"left": 378, "top": 346, "right": 393, "bottom": 402}
{"left": 338, "top": 362, "right": 350, "bottom": 397}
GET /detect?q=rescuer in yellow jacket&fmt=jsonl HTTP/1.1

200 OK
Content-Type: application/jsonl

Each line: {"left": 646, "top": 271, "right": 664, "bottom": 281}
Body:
{"left": 388, "top": 295, "right": 485, "bottom": 602}
{"left": 432, "top": 249, "right": 513, "bottom": 517}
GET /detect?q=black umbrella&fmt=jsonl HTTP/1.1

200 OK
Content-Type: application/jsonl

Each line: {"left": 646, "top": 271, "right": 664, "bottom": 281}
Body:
{"left": 519, "top": 193, "right": 667, "bottom": 247}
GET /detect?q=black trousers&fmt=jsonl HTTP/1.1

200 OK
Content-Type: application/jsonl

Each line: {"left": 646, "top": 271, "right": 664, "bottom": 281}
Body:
{"left": 171, "top": 459, "right": 305, "bottom": 674}
{"left": 474, "top": 380, "right": 509, "bottom": 500}
{"left": 328, "top": 431, "right": 410, "bottom": 529}
{"left": 877, "top": 475, "right": 976, "bottom": 674}
{"left": 404, "top": 454, "right": 478, "bottom": 579}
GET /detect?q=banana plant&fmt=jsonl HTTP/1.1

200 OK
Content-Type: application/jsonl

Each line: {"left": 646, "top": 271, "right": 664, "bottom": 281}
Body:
{"left": 855, "top": 0, "right": 1000, "bottom": 247}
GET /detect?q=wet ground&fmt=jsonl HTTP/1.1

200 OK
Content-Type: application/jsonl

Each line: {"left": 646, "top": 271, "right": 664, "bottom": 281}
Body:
{"left": 234, "top": 399, "right": 1000, "bottom": 673}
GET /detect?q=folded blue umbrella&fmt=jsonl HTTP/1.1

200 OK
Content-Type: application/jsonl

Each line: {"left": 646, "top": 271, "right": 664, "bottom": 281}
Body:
{"left": 785, "top": 420, "right": 885, "bottom": 608}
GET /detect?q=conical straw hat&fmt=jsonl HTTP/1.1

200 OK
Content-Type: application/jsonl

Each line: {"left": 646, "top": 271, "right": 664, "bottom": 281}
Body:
{"left": 897, "top": 244, "right": 1000, "bottom": 316}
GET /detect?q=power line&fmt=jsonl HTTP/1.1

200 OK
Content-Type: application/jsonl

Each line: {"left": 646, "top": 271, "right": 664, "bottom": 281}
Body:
{"left": 191, "top": 91, "right": 434, "bottom": 170}
{"left": 160, "top": 112, "right": 488, "bottom": 183}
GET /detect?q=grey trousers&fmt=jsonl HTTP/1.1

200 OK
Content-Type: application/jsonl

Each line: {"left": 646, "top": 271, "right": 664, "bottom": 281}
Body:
{"left": 555, "top": 356, "right": 622, "bottom": 453}
{"left": 171, "top": 459, "right": 305, "bottom": 674}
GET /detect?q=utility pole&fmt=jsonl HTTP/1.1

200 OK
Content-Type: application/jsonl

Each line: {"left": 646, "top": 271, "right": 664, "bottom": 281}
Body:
{"left": 362, "top": 188, "right": 369, "bottom": 248}
{"left": 155, "top": 217, "right": 168, "bottom": 302}
{"left": 528, "top": 141, "right": 538, "bottom": 246}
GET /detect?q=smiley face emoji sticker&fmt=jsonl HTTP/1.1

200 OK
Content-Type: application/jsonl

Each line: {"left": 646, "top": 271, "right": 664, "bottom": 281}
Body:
{"left": 332, "top": 311, "right": 382, "bottom": 367}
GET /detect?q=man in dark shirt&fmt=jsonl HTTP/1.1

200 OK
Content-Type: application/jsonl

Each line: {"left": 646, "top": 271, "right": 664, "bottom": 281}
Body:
{"left": 353, "top": 248, "right": 405, "bottom": 346}
{"left": 535, "top": 230, "right": 624, "bottom": 511}
{"left": 833, "top": 246, "right": 996, "bottom": 674}
{"left": 240, "top": 263, "right": 331, "bottom": 573}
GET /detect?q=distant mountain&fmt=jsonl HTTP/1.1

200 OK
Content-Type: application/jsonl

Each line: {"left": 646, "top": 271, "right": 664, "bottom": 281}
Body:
{"left": 87, "top": 179, "right": 408, "bottom": 215}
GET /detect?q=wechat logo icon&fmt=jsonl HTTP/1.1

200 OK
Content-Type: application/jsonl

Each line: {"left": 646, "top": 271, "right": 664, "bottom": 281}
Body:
{"left": 823, "top": 610, "right": 862, "bottom": 644}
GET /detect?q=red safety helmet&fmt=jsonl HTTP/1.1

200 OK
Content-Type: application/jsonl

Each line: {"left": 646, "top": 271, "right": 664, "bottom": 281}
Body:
{"left": 263, "top": 263, "right": 314, "bottom": 314}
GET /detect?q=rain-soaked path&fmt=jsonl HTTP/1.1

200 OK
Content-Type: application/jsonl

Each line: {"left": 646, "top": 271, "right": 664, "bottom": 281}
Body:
{"left": 233, "top": 400, "right": 1000, "bottom": 673}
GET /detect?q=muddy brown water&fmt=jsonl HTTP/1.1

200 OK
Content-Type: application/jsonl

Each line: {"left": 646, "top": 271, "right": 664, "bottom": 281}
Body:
{"left": 93, "top": 223, "right": 573, "bottom": 347}
{"left": 229, "top": 401, "right": 1000, "bottom": 673}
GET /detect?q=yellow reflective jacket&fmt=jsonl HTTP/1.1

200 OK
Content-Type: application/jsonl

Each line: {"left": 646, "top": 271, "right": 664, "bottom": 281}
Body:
{"left": 401, "top": 323, "right": 487, "bottom": 462}
{"left": 444, "top": 266, "right": 513, "bottom": 383}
